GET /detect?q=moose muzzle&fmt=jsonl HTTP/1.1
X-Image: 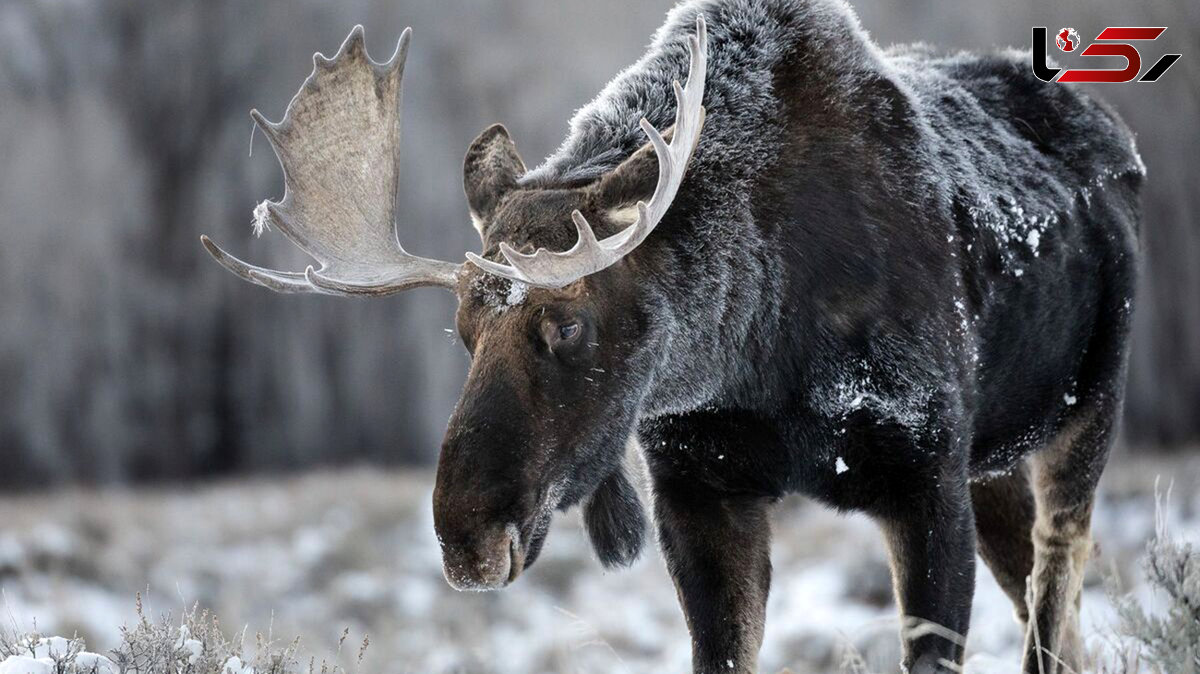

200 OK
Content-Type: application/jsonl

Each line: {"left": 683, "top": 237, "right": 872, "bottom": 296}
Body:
{"left": 436, "top": 522, "right": 527, "bottom": 591}
{"left": 433, "top": 385, "right": 541, "bottom": 591}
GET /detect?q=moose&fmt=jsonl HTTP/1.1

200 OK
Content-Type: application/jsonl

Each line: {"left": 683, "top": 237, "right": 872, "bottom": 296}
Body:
{"left": 203, "top": 0, "right": 1144, "bottom": 671}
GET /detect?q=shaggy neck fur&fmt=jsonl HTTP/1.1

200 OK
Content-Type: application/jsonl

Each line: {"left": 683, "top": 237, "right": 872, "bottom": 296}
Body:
{"left": 520, "top": 0, "right": 875, "bottom": 415}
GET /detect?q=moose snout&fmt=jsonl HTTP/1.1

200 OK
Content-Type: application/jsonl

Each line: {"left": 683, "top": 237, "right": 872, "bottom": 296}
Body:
{"left": 435, "top": 379, "right": 535, "bottom": 590}
{"left": 438, "top": 523, "right": 523, "bottom": 591}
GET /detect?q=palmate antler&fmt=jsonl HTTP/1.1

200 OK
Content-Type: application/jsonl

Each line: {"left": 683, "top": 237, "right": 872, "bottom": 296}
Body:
{"left": 201, "top": 26, "right": 460, "bottom": 295}
{"left": 203, "top": 18, "right": 707, "bottom": 293}
{"left": 467, "top": 16, "right": 707, "bottom": 288}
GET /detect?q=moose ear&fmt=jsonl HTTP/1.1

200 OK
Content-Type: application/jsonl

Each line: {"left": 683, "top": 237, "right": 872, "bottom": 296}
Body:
{"left": 591, "top": 126, "right": 676, "bottom": 214}
{"left": 582, "top": 467, "right": 647, "bottom": 569}
{"left": 463, "top": 123, "right": 527, "bottom": 224}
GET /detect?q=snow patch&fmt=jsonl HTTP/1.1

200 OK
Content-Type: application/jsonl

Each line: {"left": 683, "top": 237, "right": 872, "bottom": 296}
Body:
{"left": 961, "top": 196, "right": 1054, "bottom": 272}
{"left": 0, "top": 636, "right": 116, "bottom": 674}
{"left": 820, "top": 360, "right": 934, "bottom": 431}
{"left": 506, "top": 280, "right": 529, "bottom": 307}
{"left": 0, "top": 657, "right": 54, "bottom": 674}
{"left": 835, "top": 456, "right": 849, "bottom": 475}
{"left": 471, "top": 274, "right": 529, "bottom": 313}
{"left": 1025, "top": 229, "right": 1040, "bottom": 253}
{"left": 222, "top": 656, "right": 254, "bottom": 674}
{"left": 176, "top": 625, "right": 203, "bottom": 664}
{"left": 74, "top": 653, "right": 118, "bottom": 674}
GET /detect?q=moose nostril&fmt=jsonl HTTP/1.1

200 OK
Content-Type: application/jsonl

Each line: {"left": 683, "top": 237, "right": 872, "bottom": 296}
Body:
{"left": 480, "top": 535, "right": 506, "bottom": 567}
{"left": 477, "top": 546, "right": 509, "bottom": 580}
{"left": 474, "top": 534, "right": 512, "bottom": 586}
{"left": 440, "top": 527, "right": 516, "bottom": 591}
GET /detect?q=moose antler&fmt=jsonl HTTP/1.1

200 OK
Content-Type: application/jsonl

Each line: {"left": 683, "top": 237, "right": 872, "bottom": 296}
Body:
{"left": 201, "top": 26, "right": 461, "bottom": 295}
{"left": 466, "top": 16, "right": 708, "bottom": 289}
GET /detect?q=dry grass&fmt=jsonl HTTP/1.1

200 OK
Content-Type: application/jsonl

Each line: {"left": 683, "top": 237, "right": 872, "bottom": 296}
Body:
{"left": 1, "top": 594, "right": 368, "bottom": 674}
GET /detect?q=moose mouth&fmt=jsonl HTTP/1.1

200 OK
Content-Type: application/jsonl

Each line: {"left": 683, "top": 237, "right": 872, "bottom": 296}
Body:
{"left": 505, "top": 481, "right": 562, "bottom": 583}
{"left": 515, "top": 507, "right": 554, "bottom": 575}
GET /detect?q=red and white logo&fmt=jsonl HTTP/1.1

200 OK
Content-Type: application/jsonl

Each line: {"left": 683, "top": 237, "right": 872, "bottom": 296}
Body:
{"left": 1033, "top": 26, "right": 1181, "bottom": 83}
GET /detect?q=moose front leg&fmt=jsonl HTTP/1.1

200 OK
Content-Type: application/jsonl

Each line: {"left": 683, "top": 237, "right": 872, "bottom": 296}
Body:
{"left": 877, "top": 471, "right": 977, "bottom": 673}
{"left": 653, "top": 484, "right": 773, "bottom": 674}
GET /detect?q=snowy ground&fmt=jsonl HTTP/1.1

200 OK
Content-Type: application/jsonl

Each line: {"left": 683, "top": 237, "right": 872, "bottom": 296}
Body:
{"left": 0, "top": 452, "right": 1195, "bottom": 673}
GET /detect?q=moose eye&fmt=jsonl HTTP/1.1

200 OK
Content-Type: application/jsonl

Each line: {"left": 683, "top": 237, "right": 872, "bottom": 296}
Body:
{"left": 539, "top": 314, "right": 591, "bottom": 360}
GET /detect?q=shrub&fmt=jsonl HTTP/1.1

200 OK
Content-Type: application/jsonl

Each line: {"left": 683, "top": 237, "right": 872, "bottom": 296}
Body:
{"left": 0, "top": 596, "right": 366, "bottom": 674}
{"left": 1102, "top": 488, "right": 1200, "bottom": 674}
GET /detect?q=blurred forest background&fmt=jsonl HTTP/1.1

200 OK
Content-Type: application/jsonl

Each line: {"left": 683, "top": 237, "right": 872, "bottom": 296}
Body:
{"left": 0, "top": 0, "right": 1196, "bottom": 487}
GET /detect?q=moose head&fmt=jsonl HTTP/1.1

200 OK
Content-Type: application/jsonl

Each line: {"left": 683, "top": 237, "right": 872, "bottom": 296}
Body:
{"left": 202, "top": 20, "right": 707, "bottom": 590}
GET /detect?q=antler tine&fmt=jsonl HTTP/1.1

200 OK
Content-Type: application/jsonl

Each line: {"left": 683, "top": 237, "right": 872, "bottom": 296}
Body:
{"left": 203, "top": 26, "right": 462, "bottom": 296}
{"left": 466, "top": 15, "right": 708, "bottom": 289}
{"left": 490, "top": 210, "right": 605, "bottom": 271}
{"left": 249, "top": 109, "right": 285, "bottom": 151}
{"left": 570, "top": 209, "right": 603, "bottom": 250}
{"left": 201, "top": 235, "right": 312, "bottom": 293}
{"left": 465, "top": 207, "right": 612, "bottom": 284}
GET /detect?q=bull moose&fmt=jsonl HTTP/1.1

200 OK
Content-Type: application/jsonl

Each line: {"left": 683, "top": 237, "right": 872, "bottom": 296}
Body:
{"left": 202, "top": 0, "right": 1143, "bottom": 671}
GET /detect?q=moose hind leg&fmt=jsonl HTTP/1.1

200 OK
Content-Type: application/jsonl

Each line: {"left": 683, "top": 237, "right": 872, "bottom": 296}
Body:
{"left": 970, "top": 461, "right": 1036, "bottom": 624}
{"left": 1023, "top": 408, "right": 1114, "bottom": 674}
